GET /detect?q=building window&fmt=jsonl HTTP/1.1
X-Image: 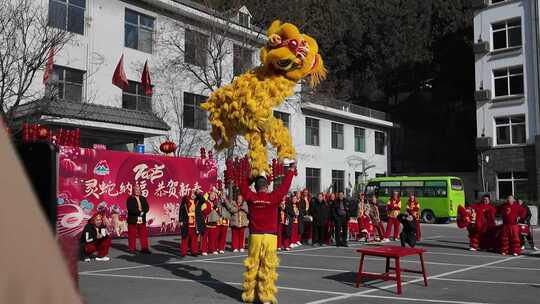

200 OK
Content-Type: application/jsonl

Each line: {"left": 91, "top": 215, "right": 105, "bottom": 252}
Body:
{"left": 490, "top": 0, "right": 508, "bottom": 4}
{"left": 122, "top": 81, "right": 152, "bottom": 112}
{"left": 185, "top": 29, "right": 208, "bottom": 67}
{"left": 183, "top": 92, "right": 207, "bottom": 130}
{"left": 48, "top": 0, "right": 85, "bottom": 35}
{"left": 125, "top": 9, "right": 154, "bottom": 53}
{"left": 354, "top": 127, "right": 366, "bottom": 152}
{"left": 375, "top": 131, "right": 385, "bottom": 155}
{"left": 306, "top": 168, "right": 321, "bottom": 195}
{"left": 332, "top": 170, "right": 345, "bottom": 193}
{"left": 495, "top": 115, "right": 526, "bottom": 145}
{"left": 305, "top": 117, "right": 319, "bottom": 146}
{"left": 50, "top": 65, "right": 84, "bottom": 102}
{"left": 238, "top": 12, "right": 250, "bottom": 27}
{"left": 492, "top": 19, "right": 521, "bottom": 51}
{"left": 274, "top": 111, "right": 290, "bottom": 129}
{"left": 493, "top": 66, "right": 523, "bottom": 97}
{"left": 233, "top": 45, "right": 253, "bottom": 76}
{"left": 497, "top": 172, "right": 528, "bottom": 200}
{"left": 331, "top": 123, "right": 344, "bottom": 149}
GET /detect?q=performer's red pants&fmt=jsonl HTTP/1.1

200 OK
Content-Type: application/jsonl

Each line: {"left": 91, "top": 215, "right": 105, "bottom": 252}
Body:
{"left": 291, "top": 222, "right": 299, "bottom": 243}
{"left": 84, "top": 237, "right": 111, "bottom": 257}
{"left": 501, "top": 224, "right": 521, "bottom": 255}
{"left": 128, "top": 223, "right": 149, "bottom": 251}
{"left": 217, "top": 225, "right": 228, "bottom": 251}
{"left": 385, "top": 217, "right": 400, "bottom": 239}
{"left": 277, "top": 224, "right": 290, "bottom": 249}
{"left": 204, "top": 226, "right": 217, "bottom": 253}
{"left": 231, "top": 227, "right": 246, "bottom": 250}
{"left": 181, "top": 227, "right": 199, "bottom": 256}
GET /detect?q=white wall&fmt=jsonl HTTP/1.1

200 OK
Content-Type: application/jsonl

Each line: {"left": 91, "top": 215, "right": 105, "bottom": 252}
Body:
{"left": 474, "top": 0, "right": 538, "bottom": 144}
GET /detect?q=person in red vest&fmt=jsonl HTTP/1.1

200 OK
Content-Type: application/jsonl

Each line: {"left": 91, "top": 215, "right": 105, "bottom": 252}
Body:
{"left": 179, "top": 190, "right": 209, "bottom": 257}
{"left": 290, "top": 195, "right": 301, "bottom": 247}
{"left": 205, "top": 191, "right": 220, "bottom": 255}
{"left": 499, "top": 195, "right": 522, "bottom": 256}
{"left": 126, "top": 185, "right": 151, "bottom": 254}
{"left": 468, "top": 195, "right": 497, "bottom": 251}
{"left": 385, "top": 191, "right": 401, "bottom": 241}
{"left": 239, "top": 162, "right": 296, "bottom": 304}
{"left": 277, "top": 197, "right": 292, "bottom": 251}
{"left": 406, "top": 193, "right": 421, "bottom": 241}
{"left": 80, "top": 213, "right": 111, "bottom": 261}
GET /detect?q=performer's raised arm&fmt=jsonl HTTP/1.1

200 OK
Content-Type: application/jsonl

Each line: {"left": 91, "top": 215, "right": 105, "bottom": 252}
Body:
{"left": 271, "top": 162, "right": 297, "bottom": 203}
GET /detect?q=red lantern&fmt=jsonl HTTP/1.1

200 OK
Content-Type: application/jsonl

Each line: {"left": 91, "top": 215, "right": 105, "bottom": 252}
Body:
{"left": 160, "top": 140, "right": 176, "bottom": 155}
{"left": 37, "top": 125, "right": 49, "bottom": 140}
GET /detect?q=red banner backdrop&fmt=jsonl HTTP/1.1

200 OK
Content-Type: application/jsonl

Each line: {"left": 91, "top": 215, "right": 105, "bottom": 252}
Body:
{"left": 56, "top": 146, "right": 218, "bottom": 238}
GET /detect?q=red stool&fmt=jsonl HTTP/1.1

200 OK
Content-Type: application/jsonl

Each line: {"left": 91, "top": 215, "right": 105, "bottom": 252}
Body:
{"left": 355, "top": 245, "right": 428, "bottom": 294}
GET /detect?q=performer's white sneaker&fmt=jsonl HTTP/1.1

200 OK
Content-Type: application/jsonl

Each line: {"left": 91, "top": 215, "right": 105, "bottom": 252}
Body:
{"left": 213, "top": 251, "right": 219, "bottom": 255}
{"left": 533, "top": 247, "right": 539, "bottom": 251}
{"left": 202, "top": 252, "right": 208, "bottom": 256}
{"left": 95, "top": 256, "right": 110, "bottom": 261}
{"left": 219, "top": 250, "right": 225, "bottom": 254}
{"left": 240, "top": 248, "right": 245, "bottom": 252}
{"left": 84, "top": 258, "right": 91, "bottom": 262}
{"left": 233, "top": 249, "right": 239, "bottom": 253}
{"left": 521, "top": 246, "right": 525, "bottom": 250}
{"left": 513, "top": 253, "right": 519, "bottom": 256}
{"left": 469, "top": 247, "right": 477, "bottom": 251}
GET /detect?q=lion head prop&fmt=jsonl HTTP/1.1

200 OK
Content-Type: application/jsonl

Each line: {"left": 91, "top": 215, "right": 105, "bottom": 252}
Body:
{"left": 201, "top": 20, "right": 326, "bottom": 176}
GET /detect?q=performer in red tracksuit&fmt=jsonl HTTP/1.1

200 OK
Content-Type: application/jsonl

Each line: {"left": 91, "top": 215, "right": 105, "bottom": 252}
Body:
{"left": 277, "top": 198, "right": 292, "bottom": 250}
{"left": 126, "top": 184, "right": 151, "bottom": 254}
{"left": 179, "top": 190, "right": 210, "bottom": 257}
{"left": 499, "top": 195, "right": 522, "bottom": 256}
{"left": 80, "top": 213, "right": 111, "bottom": 261}
{"left": 406, "top": 193, "right": 421, "bottom": 241}
{"left": 385, "top": 192, "right": 401, "bottom": 240}
{"left": 290, "top": 196, "right": 301, "bottom": 246}
{"left": 468, "top": 195, "right": 497, "bottom": 251}
{"left": 240, "top": 163, "right": 296, "bottom": 304}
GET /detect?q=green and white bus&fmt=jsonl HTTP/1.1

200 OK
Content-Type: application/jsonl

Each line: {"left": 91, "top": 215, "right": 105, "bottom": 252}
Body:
{"left": 365, "top": 176, "right": 465, "bottom": 224}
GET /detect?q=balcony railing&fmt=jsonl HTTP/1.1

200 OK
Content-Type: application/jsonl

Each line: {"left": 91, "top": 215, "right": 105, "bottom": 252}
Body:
{"left": 303, "top": 98, "right": 389, "bottom": 121}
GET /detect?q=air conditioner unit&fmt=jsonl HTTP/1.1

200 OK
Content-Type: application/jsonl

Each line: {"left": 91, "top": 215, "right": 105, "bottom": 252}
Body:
{"left": 470, "top": 0, "right": 489, "bottom": 9}
{"left": 475, "top": 89, "right": 492, "bottom": 102}
{"left": 476, "top": 137, "right": 493, "bottom": 150}
{"left": 473, "top": 41, "right": 490, "bottom": 54}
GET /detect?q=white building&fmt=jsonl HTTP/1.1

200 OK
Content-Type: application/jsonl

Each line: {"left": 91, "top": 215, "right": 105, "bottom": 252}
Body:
{"left": 473, "top": 0, "right": 540, "bottom": 201}
{"left": 20, "top": 0, "right": 393, "bottom": 195}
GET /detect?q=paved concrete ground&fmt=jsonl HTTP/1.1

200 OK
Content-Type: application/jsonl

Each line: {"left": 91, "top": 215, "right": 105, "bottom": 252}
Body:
{"left": 79, "top": 224, "right": 540, "bottom": 304}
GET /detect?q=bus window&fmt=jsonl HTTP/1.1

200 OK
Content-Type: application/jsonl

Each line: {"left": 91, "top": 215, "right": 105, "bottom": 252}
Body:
{"left": 401, "top": 181, "right": 423, "bottom": 197}
{"left": 451, "top": 179, "right": 463, "bottom": 191}
{"left": 424, "top": 181, "right": 447, "bottom": 197}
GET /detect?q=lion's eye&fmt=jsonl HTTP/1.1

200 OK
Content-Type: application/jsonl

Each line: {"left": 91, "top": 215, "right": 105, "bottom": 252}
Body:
{"left": 288, "top": 39, "right": 298, "bottom": 50}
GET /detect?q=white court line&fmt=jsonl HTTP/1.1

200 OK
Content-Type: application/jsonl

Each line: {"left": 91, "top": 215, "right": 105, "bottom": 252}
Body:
{"left": 282, "top": 252, "right": 540, "bottom": 271}
{"left": 432, "top": 277, "right": 540, "bottom": 286}
{"left": 304, "top": 256, "right": 520, "bottom": 304}
{"left": 79, "top": 242, "right": 361, "bottom": 275}
{"left": 79, "top": 272, "right": 488, "bottom": 304}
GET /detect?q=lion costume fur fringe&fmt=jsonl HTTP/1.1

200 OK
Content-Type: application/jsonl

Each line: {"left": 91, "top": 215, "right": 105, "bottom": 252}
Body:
{"left": 201, "top": 20, "right": 327, "bottom": 176}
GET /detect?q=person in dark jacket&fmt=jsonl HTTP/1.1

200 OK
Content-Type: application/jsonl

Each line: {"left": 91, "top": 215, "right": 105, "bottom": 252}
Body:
{"left": 126, "top": 185, "right": 151, "bottom": 254}
{"left": 397, "top": 213, "right": 417, "bottom": 248}
{"left": 80, "top": 213, "right": 111, "bottom": 261}
{"left": 179, "top": 190, "right": 209, "bottom": 257}
{"left": 332, "top": 192, "right": 350, "bottom": 247}
{"left": 517, "top": 199, "right": 538, "bottom": 251}
{"left": 311, "top": 193, "right": 330, "bottom": 246}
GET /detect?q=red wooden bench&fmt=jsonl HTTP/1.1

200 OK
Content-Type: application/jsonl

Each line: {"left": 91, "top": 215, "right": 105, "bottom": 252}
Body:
{"left": 355, "top": 245, "right": 428, "bottom": 294}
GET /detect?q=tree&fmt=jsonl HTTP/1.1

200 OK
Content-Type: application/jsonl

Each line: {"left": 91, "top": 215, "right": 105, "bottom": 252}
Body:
{"left": 0, "top": 0, "right": 72, "bottom": 129}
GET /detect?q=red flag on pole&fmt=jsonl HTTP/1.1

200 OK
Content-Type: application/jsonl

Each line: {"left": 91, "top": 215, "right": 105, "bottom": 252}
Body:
{"left": 141, "top": 60, "right": 153, "bottom": 96}
{"left": 112, "top": 54, "right": 129, "bottom": 90}
{"left": 43, "top": 48, "right": 54, "bottom": 85}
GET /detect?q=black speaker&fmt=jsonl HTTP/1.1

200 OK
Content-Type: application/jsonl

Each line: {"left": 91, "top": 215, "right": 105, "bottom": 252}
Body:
{"left": 16, "top": 142, "right": 58, "bottom": 234}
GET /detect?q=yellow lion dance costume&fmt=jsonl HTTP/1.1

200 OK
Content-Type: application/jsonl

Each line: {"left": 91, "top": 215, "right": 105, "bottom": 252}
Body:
{"left": 201, "top": 20, "right": 326, "bottom": 176}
